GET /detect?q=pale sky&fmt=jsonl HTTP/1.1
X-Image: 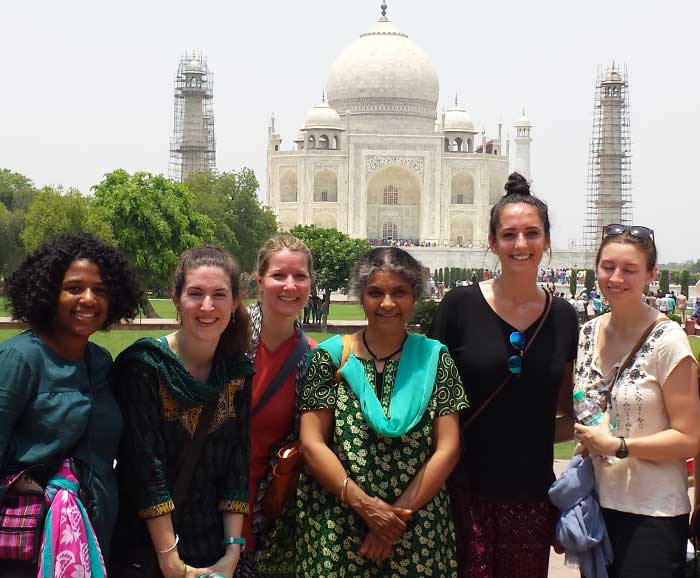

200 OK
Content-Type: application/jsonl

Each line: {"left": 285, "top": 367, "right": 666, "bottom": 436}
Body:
{"left": 1, "top": 0, "right": 698, "bottom": 262}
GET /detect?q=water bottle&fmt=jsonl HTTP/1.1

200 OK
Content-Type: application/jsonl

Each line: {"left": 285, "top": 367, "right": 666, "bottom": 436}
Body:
{"left": 573, "top": 389, "right": 605, "bottom": 426}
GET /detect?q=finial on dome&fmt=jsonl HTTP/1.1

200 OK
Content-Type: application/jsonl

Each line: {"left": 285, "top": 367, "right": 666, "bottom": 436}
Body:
{"left": 454, "top": 94, "right": 458, "bottom": 107}
{"left": 522, "top": 108, "right": 526, "bottom": 116}
{"left": 322, "top": 90, "right": 326, "bottom": 103}
{"left": 381, "top": 1, "right": 387, "bottom": 17}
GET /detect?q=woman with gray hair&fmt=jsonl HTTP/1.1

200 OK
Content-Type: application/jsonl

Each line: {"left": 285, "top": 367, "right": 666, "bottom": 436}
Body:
{"left": 294, "top": 246, "right": 468, "bottom": 577}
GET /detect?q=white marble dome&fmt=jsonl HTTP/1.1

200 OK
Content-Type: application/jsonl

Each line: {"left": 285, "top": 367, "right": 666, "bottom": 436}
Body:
{"left": 304, "top": 100, "right": 343, "bottom": 130}
{"left": 515, "top": 113, "right": 532, "bottom": 127}
{"left": 444, "top": 104, "right": 475, "bottom": 132}
{"left": 326, "top": 16, "right": 439, "bottom": 118}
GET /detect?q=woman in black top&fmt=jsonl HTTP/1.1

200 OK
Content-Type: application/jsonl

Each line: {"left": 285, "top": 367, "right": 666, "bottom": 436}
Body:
{"left": 429, "top": 173, "right": 578, "bottom": 578}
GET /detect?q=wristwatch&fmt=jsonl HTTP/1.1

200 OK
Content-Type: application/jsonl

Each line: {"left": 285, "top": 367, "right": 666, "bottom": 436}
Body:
{"left": 615, "top": 436, "right": 629, "bottom": 459}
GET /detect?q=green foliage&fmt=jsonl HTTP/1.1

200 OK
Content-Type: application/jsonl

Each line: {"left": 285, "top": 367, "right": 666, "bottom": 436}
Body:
{"left": 569, "top": 269, "right": 578, "bottom": 298}
{"left": 186, "top": 168, "right": 277, "bottom": 272}
{"left": 288, "top": 225, "right": 369, "bottom": 293}
{"left": 437, "top": 268, "right": 443, "bottom": 283}
{"left": 410, "top": 299, "right": 439, "bottom": 333}
{"left": 21, "top": 187, "right": 98, "bottom": 252}
{"left": 659, "top": 269, "right": 670, "bottom": 295}
{"left": 0, "top": 169, "right": 37, "bottom": 212}
{"left": 681, "top": 270, "right": 690, "bottom": 297}
{"left": 584, "top": 269, "right": 595, "bottom": 293}
{"left": 91, "top": 170, "right": 214, "bottom": 289}
{"left": 667, "top": 313, "right": 682, "bottom": 324}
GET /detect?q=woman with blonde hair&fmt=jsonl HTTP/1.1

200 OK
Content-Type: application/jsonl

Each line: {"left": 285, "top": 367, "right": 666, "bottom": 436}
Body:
{"left": 236, "top": 234, "right": 316, "bottom": 578}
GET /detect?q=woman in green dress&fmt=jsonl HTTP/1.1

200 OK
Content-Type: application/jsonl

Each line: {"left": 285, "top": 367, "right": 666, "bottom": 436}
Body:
{"left": 297, "top": 247, "right": 468, "bottom": 577}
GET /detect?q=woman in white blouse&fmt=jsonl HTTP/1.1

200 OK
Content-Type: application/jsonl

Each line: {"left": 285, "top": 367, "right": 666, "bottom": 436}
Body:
{"left": 574, "top": 224, "right": 700, "bottom": 578}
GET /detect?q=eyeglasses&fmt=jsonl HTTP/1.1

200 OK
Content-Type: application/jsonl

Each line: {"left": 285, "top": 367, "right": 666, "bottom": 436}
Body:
{"left": 602, "top": 224, "right": 654, "bottom": 242}
{"left": 507, "top": 331, "right": 526, "bottom": 375}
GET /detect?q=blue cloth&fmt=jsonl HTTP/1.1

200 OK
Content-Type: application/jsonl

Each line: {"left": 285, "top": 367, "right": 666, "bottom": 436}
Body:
{"left": 548, "top": 454, "right": 614, "bottom": 578}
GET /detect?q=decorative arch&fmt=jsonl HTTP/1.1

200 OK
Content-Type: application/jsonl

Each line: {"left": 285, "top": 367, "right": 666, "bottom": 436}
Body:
{"left": 332, "top": 135, "right": 339, "bottom": 150}
{"left": 307, "top": 135, "right": 316, "bottom": 149}
{"left": 313, "top": 169, "right": 338, "bottom": 202}
{"left": 318, "top": 135, "right": 329, "bottom": 150}
{"left": 382, "top": 221, "right": 398, "bottom": 239}
{"left": 279, "top": 170, "right": 298, "bottom": 203}
{"left": 366, "top": 165, "right": 421, "bottom": 241}
{"left": 451, "top": 173, "right": 475, "bottom": 204}
{"left": 450, "top": 215, "right": 474, "bottom": 246}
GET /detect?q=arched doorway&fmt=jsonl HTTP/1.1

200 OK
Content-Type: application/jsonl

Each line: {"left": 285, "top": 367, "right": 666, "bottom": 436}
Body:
{"left": 366, "top": 166, "right": 421, "bottom": 242}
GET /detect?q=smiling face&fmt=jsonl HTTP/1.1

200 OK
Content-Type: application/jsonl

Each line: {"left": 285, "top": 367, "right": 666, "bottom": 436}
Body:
{"left": 596, "top": 242, "right": 656, "bottom": 306}
{"left": 174, "top": 265, "right": 240, "bottom": 345}
{"left": 489, "top": 203, "right": 550, "bottom": 273}
{"left": 257, "top": 249, "right": 311, "bottom": 319}
{"left": 54, "top": 259, "right": 109, "bottom": 341}
{"left": 362, "top": 270, "right": 417, "bottom": 333}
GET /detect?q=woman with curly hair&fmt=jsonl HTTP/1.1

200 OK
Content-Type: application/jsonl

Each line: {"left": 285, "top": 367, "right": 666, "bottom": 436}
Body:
{"left": 0, "top": 233, "right": 141, "bottom": 577}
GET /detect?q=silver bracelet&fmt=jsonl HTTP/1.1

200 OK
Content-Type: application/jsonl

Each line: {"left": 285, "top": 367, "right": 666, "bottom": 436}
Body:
{"left": 156, "top": 533, "right": 179, "bottom": 554}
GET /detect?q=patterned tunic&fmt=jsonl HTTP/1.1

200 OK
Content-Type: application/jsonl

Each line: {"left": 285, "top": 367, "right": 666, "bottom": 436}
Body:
{"left": 294, "top": 348, "right": 468, "bottom": 578}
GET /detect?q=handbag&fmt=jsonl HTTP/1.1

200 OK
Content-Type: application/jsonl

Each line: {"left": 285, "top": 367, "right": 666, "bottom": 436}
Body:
{"left": 261, "top": 334, "right": 348, "bottom": 520}
{"left": 0, "top": 468, "right": 48, "bottom": 563}
{"left": 255, "top": 334, "right": 310, "bottom": 521}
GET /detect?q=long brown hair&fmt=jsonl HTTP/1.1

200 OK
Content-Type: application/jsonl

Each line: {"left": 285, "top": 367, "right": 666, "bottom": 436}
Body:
{"left": 172, "top": 246, "right": 250, "bottom": 355}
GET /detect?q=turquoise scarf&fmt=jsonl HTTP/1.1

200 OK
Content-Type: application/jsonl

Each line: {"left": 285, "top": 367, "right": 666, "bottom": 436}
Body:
{"left": 317, "top": 333, "right": 446, "bottom": 438}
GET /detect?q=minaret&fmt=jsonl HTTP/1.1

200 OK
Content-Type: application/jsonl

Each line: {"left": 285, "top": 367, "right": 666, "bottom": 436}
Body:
{"left": 169, "top": 51, "right": 216, "bottom": 182}
{"left": 584, "top": 64, "right": 632, "bottom": 251}
{"left": 514, "top": 111, "right": 532, "bottom": 180}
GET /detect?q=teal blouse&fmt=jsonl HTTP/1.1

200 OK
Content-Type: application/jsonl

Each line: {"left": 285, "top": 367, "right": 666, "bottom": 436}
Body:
{"left": 0, "top": 330, "right": 122, "bottom": 559}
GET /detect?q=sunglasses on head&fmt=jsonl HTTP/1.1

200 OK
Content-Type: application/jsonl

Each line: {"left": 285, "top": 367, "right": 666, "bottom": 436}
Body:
{"left": 507, "top": 331, "right": 526, "bottom": 376}
{"left": 602, "top": 224, "right": 654, "bottom": 242}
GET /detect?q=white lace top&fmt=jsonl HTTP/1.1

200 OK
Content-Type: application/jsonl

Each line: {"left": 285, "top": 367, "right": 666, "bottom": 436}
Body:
{"left": 574, "top": 316, "right": 696, "bottom": 517}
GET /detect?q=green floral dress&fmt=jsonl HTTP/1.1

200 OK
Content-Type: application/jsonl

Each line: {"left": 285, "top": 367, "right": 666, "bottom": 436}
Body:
{"left": 295, "top": 348, "right": 468, "bottom": 578}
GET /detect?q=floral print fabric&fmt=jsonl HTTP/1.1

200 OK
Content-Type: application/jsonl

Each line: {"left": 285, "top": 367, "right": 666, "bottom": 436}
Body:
{"left": 295, "top": 348, "right": 468, "bottom": 577}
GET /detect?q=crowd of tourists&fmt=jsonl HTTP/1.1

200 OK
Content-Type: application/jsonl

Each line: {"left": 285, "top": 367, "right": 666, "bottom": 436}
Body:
{"left": 1, "top": 172, "right": 698, "bottom": 578}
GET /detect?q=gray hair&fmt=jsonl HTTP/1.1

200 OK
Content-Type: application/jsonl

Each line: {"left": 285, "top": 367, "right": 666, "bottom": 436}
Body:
{"left": 350, "top": 247, "right": 428, "bottom": 299}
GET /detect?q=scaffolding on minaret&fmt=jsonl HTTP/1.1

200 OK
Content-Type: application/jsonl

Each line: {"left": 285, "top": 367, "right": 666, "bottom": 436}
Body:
{"left": 169, "top": 51, "right": 216, "bottom": 182}
{"left": 583, "top": 63, "right": 632, "bottom": 254}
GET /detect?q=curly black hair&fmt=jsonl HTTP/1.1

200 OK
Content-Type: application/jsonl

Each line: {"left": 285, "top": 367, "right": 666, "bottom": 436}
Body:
{"left": 6, "top": 233, "right": 142, "bottom": 331}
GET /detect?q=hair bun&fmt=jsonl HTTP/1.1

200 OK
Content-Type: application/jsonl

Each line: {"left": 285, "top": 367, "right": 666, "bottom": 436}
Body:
{"left": 503, "top": 172, "right": 530, "bottom": 197}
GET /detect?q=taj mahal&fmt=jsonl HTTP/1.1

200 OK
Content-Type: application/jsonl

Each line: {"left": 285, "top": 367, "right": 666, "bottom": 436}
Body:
{"left": 265, "top": 3, "right": 589, "bottom": 269}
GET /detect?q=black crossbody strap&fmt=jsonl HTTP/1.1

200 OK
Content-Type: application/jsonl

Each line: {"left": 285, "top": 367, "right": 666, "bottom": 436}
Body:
{"left": 171, "top": 398, "right": 218, "bottom": 529}
{"left": 601, "top": 317, "right": 667, "bottom": 412}
{"left": 462, "top": 291, "right": 553, "bottom": 431}
{"left": 252, "top": 333, "right": 310, "bottom": 416}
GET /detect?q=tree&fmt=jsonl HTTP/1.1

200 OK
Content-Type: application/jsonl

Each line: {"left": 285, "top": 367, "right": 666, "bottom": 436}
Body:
{"left": 569, "top": 269, "right": 578, "bottom": 298}
{"left": 584, "top": 269, "right": 595, "bottom": 293}
{"left": 0, "top": 169, "right": 37, "bottom": 212}
{"left": 91, "top": 170, "right": 214, "bottom": 300}
{"left": 288, "top": 225, "right": 369, "bottom": 300}
{"left": 21, "top": 187, "right": 95, "bottom": 252}
{"left": 186, "top": 169, "right": 278, "bottom": 272}
{"left": 659, "top": 269, "right": 670, "bottom": 295}
{"left": 681, "top": 270, "right": 690, "bottom": 297}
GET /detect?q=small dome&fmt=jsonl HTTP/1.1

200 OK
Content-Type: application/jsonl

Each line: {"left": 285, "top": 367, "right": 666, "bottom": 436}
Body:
{"left": 444, "top": 104, "right": 475, "bottom": 132}
{"left": 304, "top": 100, "right": 343, "bottom": 130}
{"left": 515, "top": 114, "right": 532, "bottom": 127}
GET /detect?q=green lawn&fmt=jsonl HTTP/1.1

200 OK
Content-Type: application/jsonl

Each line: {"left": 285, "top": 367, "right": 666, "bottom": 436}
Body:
{"left": 144, "top": 299, "right": 364, "bottom": 321}
{"left": 0, "top": 297, "right": 9, "bottom": 316}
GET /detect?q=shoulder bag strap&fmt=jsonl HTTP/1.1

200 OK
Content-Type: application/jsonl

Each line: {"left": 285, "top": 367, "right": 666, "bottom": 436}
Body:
{"left": 335, "top": 334, "right": 352, "bottom": 383}
{"left": 171, "top": 397, "right": 218, "bottom": 529}
{"left": 462, "top": 290, "right": 553, "bottom": 431}
{"left": 601, "top": 317, "right": 667, "bottom": 411}
{"left": 252, "top": 333, "right": 310, "bottom": 416}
